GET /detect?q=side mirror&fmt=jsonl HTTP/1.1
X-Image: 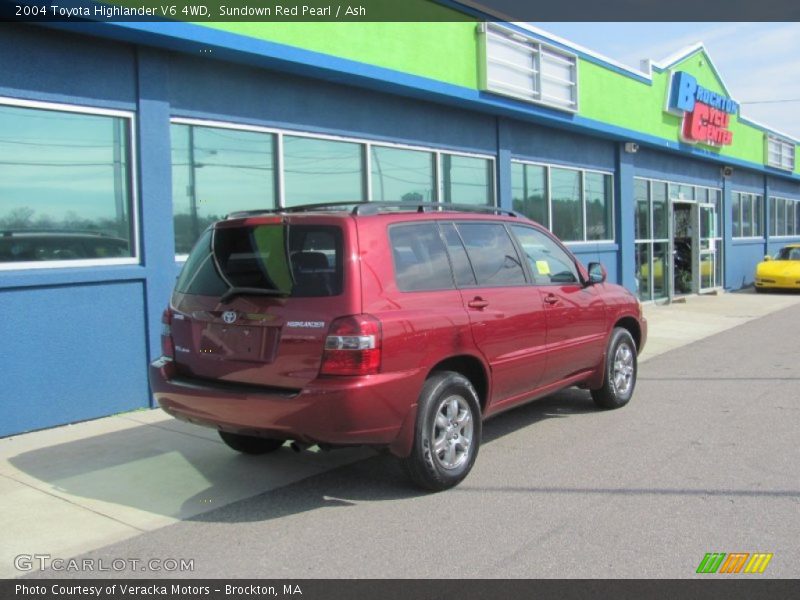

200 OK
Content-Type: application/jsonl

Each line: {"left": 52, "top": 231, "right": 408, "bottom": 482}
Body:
{"left": 587, "top": 262, "right": 606, "bottom": 285}
{"left": 763, "top": 255, "right": 772, "bottom": 262}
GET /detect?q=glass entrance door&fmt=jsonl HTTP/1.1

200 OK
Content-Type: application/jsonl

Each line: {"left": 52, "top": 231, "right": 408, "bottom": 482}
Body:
{"left": 699, "top": 203, "right": 716, "bottom": 291}
{"left": 671, "top": 201, "right": 695, "bottom": 296}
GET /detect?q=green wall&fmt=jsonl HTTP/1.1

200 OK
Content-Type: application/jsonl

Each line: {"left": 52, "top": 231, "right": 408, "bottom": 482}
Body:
{"left": 208, "top": 13, "right": 478, "bottom": 89}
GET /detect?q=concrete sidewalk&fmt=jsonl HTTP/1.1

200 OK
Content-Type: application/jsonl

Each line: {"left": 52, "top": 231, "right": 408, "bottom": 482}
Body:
{"left": 2, "top": 289, "right": 799, "bottom": 578}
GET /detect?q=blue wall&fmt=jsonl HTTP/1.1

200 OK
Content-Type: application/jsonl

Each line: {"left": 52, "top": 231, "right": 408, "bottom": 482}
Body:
{"left": 0, "top": 282, "right": 149, "bottom": 437}
{"left": 169, "top": 54, "right": 498, "bottom": 156}
{"left": 633, "top": 147, "right": 724, "bottom": 188}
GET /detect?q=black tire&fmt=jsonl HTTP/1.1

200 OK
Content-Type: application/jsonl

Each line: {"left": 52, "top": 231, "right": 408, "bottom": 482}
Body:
{"left": 754, "top": 286, "right": 764, "bottom": 294}
{"left": 218, "top": 431, "right": 285, "bottom": 455}
{"left": 400, "top": 371, "right": 482, "bottom": 491}
{"left": 591, "top": 327, "right": 637, "bottom": 410}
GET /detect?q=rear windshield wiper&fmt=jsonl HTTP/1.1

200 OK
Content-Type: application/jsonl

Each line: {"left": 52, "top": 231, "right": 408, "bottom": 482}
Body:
{"left": 220, "top": 286, "right": 290, "bottom": 304}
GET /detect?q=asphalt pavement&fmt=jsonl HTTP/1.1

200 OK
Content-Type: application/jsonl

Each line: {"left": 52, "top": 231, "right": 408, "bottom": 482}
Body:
{"left": 3, "top": 290, "right": 799, "bottom": 579}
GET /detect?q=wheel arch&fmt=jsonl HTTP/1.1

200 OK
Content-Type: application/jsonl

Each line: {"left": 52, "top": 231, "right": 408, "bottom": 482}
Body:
{"left": 614, "top": 316, "right": 642, "bottom": 351}
{"left": 428, "top": 354, "right": 489, "bottom": 413}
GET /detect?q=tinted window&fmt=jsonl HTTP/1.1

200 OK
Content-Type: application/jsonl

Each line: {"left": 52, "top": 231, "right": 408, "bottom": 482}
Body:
{"left": 0, "top": 103, "right": 133, "bottom": 263}
{"left": 510, "top": 225, "right": 580, "bottom": 285}
{"left": 441, "top": 154, "right": 494, "bottom": 206}
{"left": 390, "top": 223, "right": 454, "bottom": 292}
{"left": 455, "top": 222, "right": 526, "bottom": 286}
{"left": 176, "top": 225, "right": 342, "bottom": 297}
{"left": 283, "top": 136, "right": 364, "bottom": 206}
{"left": 371, "top": 146, "right": 435, "bottom": 202}
{"left": 550, "top": 167, "right": 582, "bottom": 242}
{"left": 441, "top": 222, "right": 477, "bottom": 287}
{"left": 511, "top": 162, "right": 548, "bottom": 228}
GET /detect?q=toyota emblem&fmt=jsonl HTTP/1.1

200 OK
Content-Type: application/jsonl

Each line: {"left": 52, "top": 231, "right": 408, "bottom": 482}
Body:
{"left": 222, "top": 310, "right": 238, "bottom": 324}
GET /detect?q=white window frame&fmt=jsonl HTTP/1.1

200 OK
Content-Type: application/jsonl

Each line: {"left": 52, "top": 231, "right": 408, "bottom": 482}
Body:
{"left": 170, "top": 117, "right": 497, "bottom": 259}
{"left": 511, "top": 159, "right": 615, "bottom": 243}
{"left": 0, "top": 96, "right": 139, "bottom": 272}
{"left": 765, "top": 135, "right": 796, "bottom": 172}
{"left": 732, "top": 191, "right": 764, "bottom": 240}
{"left": 479, "top": 23, "right": 578, "bottom": 113}
{"left": 769, "top": 196, "right": 800, "bottom": 238}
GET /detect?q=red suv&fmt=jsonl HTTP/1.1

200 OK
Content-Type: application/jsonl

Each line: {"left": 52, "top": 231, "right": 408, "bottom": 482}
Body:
{"left": 150, "top": 202, "right": 646, "bottom": 490}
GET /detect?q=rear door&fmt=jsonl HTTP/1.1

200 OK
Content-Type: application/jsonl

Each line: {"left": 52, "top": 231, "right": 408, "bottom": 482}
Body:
{"left": 449, "top": 221, "right": 548, "bottom": 405}
{"left": 509, "top": 225, "right": 607, "bottom": 384}
{"left": 169, "top": 217, "right": 357, "bottom": 390}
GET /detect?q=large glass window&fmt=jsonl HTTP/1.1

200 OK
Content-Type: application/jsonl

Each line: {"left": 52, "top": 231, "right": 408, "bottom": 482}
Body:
{"left": 777, "top": 197, "right": 787, "bottom": 236}
{"left": 370, "top": 146, "right": 435, "bottom": 203}
{"left": 0, "top": 102, "right": 134, "bottom": 265}
{"left": 634, "top": 179, "right": 649, "bottom": 240}
{"left": 283, "top": 136, "right": 364, "bottom": 207}
{"left": 481, "top": 23, "right": 577, "bottom": 111}
{"left": 511, "top": 162, "right": 548, "bottom": 227}
{"left": 550, "top": 167, "right": 582, "bottom": 242}
{"left": 732, "top": 193, "right": 741, "bottom": 238}
{"left": 770, "top": 196, "right": 800, "bottom": 237}
{"left": 441, "top": 154, "right": 494, "bottom": 206}
{"left": 171, "top": 124, "right": 276, "bottom": 255}
{"left": 584, "top": 172, "right": 613, "bottom": 241}
{"left": 732, "top": 192, "right": 763, "bottom": 238}
{"left": 741, "top": 194, "right": 753, "bottom": 237}
{"left": 512, "top": 161, "right": 613, "bottom": 242}
{"left": 652, "top": 182, "right": 669, "bottom": 239}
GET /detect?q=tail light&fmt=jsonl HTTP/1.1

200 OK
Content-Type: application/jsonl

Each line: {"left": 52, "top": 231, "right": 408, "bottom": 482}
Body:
{"left": 161, "top": 308, "right": 175, "bottom": 359}
{"left": 320, "top": 314, "right": 382, "bottom": 376}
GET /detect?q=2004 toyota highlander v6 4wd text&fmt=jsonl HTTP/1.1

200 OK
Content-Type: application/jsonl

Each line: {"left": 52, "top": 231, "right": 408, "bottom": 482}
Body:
{"left": 149, "top": 202, "right": 646, "bottom": 491}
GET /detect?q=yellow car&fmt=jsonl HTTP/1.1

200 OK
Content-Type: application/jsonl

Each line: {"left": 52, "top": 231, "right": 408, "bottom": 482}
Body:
{"left": 755, "top": 244, "right": 800, "bottom": 291}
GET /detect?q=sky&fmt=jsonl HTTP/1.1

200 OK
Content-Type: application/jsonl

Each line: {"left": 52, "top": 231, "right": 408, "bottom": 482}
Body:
{"left": 533, "top": 23, "right": 800, "bottom": 140}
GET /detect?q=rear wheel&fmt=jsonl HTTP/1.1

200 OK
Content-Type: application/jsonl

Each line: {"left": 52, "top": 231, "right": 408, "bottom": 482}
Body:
{"left": 218, "top": 431, "right": 285, "bottom": 455}
{"left": 400, "top": 371, "right": 481, "bottom": 491}
{"left": 591, "top": 327, "right": 637, "bottom": 410}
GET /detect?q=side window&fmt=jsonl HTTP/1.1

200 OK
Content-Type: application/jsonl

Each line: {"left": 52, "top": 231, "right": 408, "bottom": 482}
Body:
{"left": 440, "top": 223, "right": 477, "bottom": 287}
{"left": 389, "top": 223, "right": 455, "bottom": 292}
{"left": 510, "top": 225, "right": 580, "bottom": 285}
{"left": 455, "top": 222, "right": 526, "bottom": 286}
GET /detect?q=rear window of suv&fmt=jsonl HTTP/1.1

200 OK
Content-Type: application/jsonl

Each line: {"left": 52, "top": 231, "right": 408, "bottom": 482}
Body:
{"left": 176, "top": 224, "right": 343, "bottom": 298}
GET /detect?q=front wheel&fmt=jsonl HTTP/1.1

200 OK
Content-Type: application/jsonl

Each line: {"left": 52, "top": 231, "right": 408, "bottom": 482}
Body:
{"left": 400, "top": 371, "right": 482, "bottom": 491}
{"left": 591, "top": 327, "right": 638, "bottom": 409}
{"left": 218, "top": 431, "right": 285, "bottom": 455}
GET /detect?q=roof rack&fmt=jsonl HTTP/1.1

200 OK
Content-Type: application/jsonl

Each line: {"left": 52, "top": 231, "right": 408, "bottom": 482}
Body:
{"left": 0, "top": 229, "right": 115, "bottom": 237}
{"left": 225, "top": 201, "right": 518, "bottom": 219}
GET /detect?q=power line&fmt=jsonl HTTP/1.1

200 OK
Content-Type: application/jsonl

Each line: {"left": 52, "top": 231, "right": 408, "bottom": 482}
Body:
{"left": 740, "top": 98, "right": 800, "bottom": 105}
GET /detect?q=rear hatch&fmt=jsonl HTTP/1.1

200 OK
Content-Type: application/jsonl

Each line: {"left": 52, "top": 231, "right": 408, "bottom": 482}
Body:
{"left": 169, "top": 215, "right": 358, "bottom": 390}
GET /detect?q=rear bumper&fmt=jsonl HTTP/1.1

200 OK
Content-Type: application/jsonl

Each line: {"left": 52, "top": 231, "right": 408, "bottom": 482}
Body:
{"left": 148, "top": 357, "right": 423, "bottom": 454}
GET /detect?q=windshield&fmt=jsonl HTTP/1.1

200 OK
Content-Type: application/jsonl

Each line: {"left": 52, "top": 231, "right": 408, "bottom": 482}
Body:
{"left": 775, "top": 247, "right": 800, "bottom": 261}
{"left": 176, "top": 224, "right": 343, "bottom": 298}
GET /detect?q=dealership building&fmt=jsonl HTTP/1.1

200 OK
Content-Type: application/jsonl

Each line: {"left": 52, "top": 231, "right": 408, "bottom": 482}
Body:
{"left": 2, "top": 8, "right": 800, "bottom": 436}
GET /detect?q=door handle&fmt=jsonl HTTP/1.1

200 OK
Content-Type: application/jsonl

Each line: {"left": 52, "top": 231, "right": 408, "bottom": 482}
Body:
{"left": 543, "top": 294, "right": 559, "bottom": 305}
{"left": 468, "top": 297, "right": 489, "bottom": 309}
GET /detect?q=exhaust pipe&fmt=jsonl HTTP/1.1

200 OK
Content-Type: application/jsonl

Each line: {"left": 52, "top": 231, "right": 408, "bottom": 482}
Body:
{"left": 290, "top": 441, "right": 312, "bottom": 453}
